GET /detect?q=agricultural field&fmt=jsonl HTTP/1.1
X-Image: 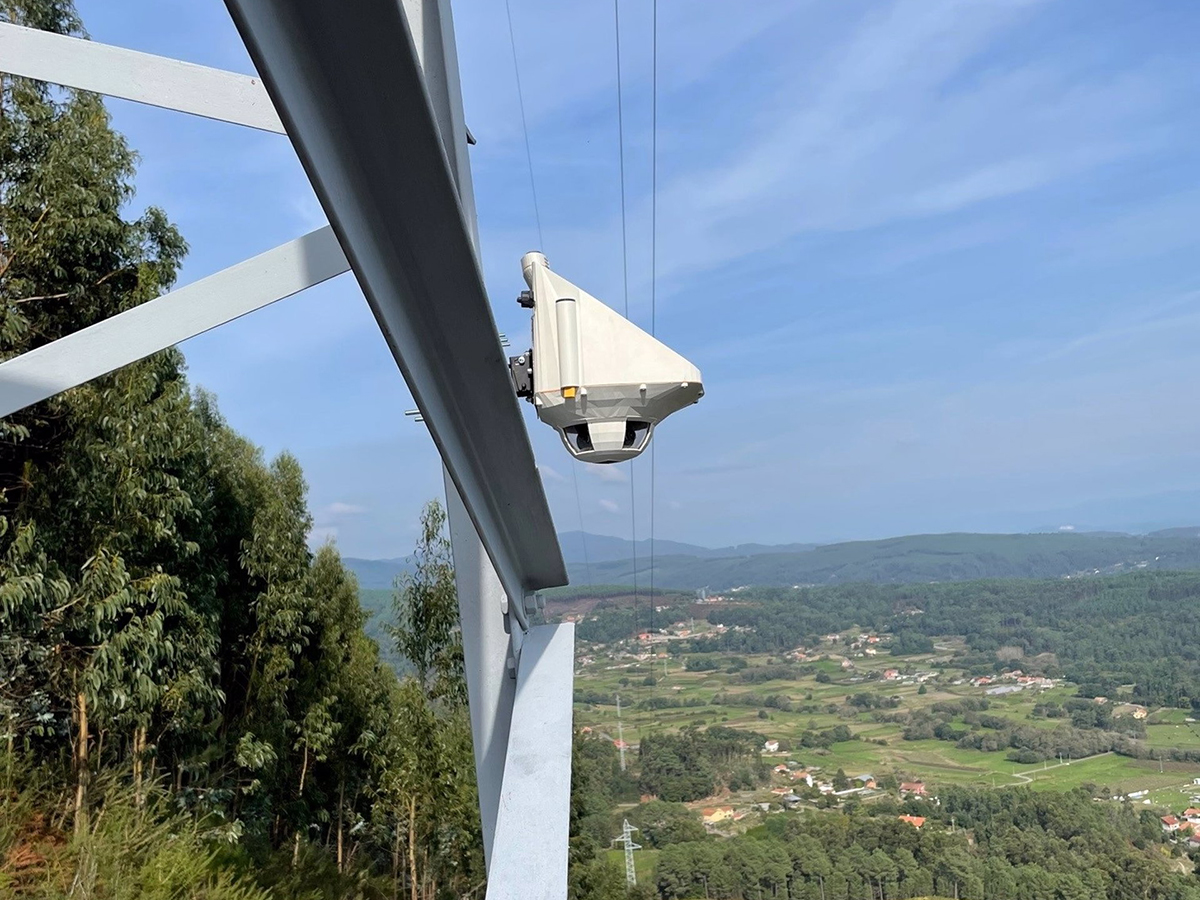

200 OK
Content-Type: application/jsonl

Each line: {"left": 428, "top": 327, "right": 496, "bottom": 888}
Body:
{"left": 572, "top": 627, "right": 1200, "bottom": 806}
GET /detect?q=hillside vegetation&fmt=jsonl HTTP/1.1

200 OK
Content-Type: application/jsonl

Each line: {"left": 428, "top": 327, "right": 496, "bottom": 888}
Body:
{"left": 0, "top": 10, "right": 482, "bottom": 896}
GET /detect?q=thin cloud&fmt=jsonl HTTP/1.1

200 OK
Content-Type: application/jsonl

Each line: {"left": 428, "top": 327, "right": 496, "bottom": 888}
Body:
{"left": 309, "top": 524, "right": 339, "bottom": 545}
{"left": 598, "top": 499, "right": 620, "bottom": 514}
{"left": 326, "top": 502, "right": 368, "bottom": 516}
{"left": 538, "top": 463, "right": 567, "bottom": 483}
{"left": 586, "top": 464, "right": 628, "bottom": 484}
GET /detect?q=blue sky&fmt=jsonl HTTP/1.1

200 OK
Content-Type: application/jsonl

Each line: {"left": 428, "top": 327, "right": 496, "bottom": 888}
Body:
{"left": 73, "top": 0, "right": 1200, "bottom": 556}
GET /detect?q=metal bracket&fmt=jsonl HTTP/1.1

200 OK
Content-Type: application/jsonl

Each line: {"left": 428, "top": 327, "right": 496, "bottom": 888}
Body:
{"left": 508, "top": 349, "right": 534, "bottom": 399}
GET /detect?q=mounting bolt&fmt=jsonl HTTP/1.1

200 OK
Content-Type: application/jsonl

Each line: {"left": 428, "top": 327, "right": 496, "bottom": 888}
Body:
{"left": 517, "top": 289, "right": 534, "bottom": 308}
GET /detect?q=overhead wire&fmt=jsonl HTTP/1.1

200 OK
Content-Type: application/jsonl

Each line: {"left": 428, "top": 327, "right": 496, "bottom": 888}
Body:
{"left": 613, "top": 0, "right": 639, "bottom": 637}
{"left": 505, "top": 0, "right": 543, "bottom": 249}
{"left": 505, "top": 0, "right": 591, "bottom": 584}
{"left": 649, "top": 0, "right": 658, "bottom": 629}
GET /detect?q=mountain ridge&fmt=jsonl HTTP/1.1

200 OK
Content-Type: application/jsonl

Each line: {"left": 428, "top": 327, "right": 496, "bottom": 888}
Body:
{"left": 343, "top": 526, "right": 1200, "bottom": 591}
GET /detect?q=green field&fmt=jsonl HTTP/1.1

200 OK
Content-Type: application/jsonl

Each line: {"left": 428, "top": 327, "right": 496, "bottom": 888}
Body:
{"left": 603, "top": 848, "right": 660, "bottom": 884}
{"left": 573, "top": 637, "right": 1200, "bottom": 803}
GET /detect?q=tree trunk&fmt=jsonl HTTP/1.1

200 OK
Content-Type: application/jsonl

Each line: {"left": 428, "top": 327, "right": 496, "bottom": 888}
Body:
{"left": 132, "top": 725, "right": 146, "bottom": 808}
{"left": 292, "top": 745, "right": 310, "bottom": 865}
{"left": 298, "top": 744, "right": 309, "bottom": 796}
{"left": 392, "top": 819, "right": 402, "bottom": 900}
{"left": 336, "top": 777, "right": 345, "bottom": 872}
{"left": 818, "top": 876, "right": 826, "bottom": 900}
{"left": 73, "top": 690, "right": 89, "bottom": 837}
{"left": 408, "top": 795, "right": 419, "bottom": 900}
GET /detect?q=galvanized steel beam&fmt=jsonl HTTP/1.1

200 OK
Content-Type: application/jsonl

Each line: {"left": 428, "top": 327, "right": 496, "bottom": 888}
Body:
{"left": 486, "top": 623, "right": 576, "bottom": 900}
{"left": 0, "top": 227, "right": 348, "bottom": 417}
{"left": 0, "top": 21, "right": 285, "bottom": 133}
{"left": 222, "top": 0, "right": 567, "bottom": 604}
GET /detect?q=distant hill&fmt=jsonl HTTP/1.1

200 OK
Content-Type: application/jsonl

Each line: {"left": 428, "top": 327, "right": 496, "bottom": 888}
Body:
{"left": 567, "top": 529, "right": 1200, "bottom": 590}
{"left": 343, "top": 557, "right": 410, "bottom": 590}
{"left": 344, "top": 532, "right": 817, "bottom": 588}
{"left": 557, "top": 530, "right": 817, "bottom": 564}
{"left": 346, "top": 528, "right": 1200, "bottom": 593}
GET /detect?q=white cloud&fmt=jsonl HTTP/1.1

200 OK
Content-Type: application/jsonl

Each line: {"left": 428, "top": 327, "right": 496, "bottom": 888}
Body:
{"left": 538, "top": 463, "right": 567, "bottom": 483}
{"left": 309, "top": 524, "right": 339, "bottom": 545}
{"left": 598, "top": 499, "right": 620, "bottom": 514}
{"left": 637, "top": 0, "right": 1175, "bottom": 283}
{"left": 326, "top": 502, "right": 368, "bottom": 516}
{"left": 1058, "top": 525, "right": 1075, "bottom": 532}
{"left": 586, "top": 464, "right": 628, "bottom": 484}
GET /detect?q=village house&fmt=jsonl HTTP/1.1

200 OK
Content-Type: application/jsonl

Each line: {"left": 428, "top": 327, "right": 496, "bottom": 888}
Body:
{"left": 898, "top": 815, "right": 925, "bottom": 828}
{"left": 1161, "top": 815, "right": 1181, "bottom": 834}
{"left": 701, "top": 806, "right": 734, "bottom": 825}
{"left": 763, "top": 739, "right": 780, "bottom": 753}
{"left": 791, "top": 770, "right": 815, "bottom": 787}
{"left": 900, "top": 781, "right": 927, "bottom": 796}
{"left": 854, "top": 774, "right": 877, "bottom": 790}
{"left": 773, "top": 764, "right": 789, "bottom": 774}
{"left": 841, "top": 659, "right": 854, "bottom": 669}
{"left": 864, "top": 648, "right": 878, "bottom": 656}
{"left": 883, "top": 669, "right": 899, "bottom": 681}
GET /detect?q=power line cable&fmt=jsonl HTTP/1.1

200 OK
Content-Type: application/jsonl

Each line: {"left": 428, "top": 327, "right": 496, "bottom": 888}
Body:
{"left": 648, "top": 0, "right": 658, "bottom": 628}
{"left": 506, "top": 0, "right": 591, "bottom": 582}
{"left": 613, "top": 0, "right": 638, "bottom": 637}
{"left": 505, "top": 0, "right": 543, "bottom": 249}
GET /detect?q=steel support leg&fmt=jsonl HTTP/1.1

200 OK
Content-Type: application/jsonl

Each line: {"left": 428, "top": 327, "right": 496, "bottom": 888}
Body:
{"left": 444, "top": 471, "right": 518, "bottom": 869}
{"left": 485, "top": 623, "right": 575, "bottom": 900}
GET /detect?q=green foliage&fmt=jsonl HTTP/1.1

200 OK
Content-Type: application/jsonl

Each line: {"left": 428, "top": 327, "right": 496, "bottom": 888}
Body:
{"left": 387, "top": 501, "right": 462, "bottom": 702}
{"left": 697, "top": 573, "right": 1200, "bottom": 707}
{"left": 0, "top": 5, "right": 482, "bottom": 896}
{"left": 622, "top": 801, "right": 706, "bottom": 849}
{"left": 0, "top": 768, "right": 272, "bottom": 900}
{"left": 653, "top": 788, "right": 1200, "bottom": 900}
{"left": 638, "top": 727, "right": 767, "bottom": 802}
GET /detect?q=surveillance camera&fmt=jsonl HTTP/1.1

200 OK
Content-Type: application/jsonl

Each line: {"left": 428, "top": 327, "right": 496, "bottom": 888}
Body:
{"left": 509, "top": 251, "right": 703, "bottom": 464}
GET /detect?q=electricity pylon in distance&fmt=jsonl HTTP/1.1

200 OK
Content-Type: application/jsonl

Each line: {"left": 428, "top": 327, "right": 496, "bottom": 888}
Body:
{"left": 612, "top": 819, "right": 641, "bottom": 886}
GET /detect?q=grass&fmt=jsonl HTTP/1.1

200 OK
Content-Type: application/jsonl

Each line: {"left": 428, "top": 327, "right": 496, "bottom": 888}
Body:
{"left": 1143, "top": 721, "right": 1200, "bottom": 749}
{"left": 603, "top": 847, "right": 660, "bottom": 884}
